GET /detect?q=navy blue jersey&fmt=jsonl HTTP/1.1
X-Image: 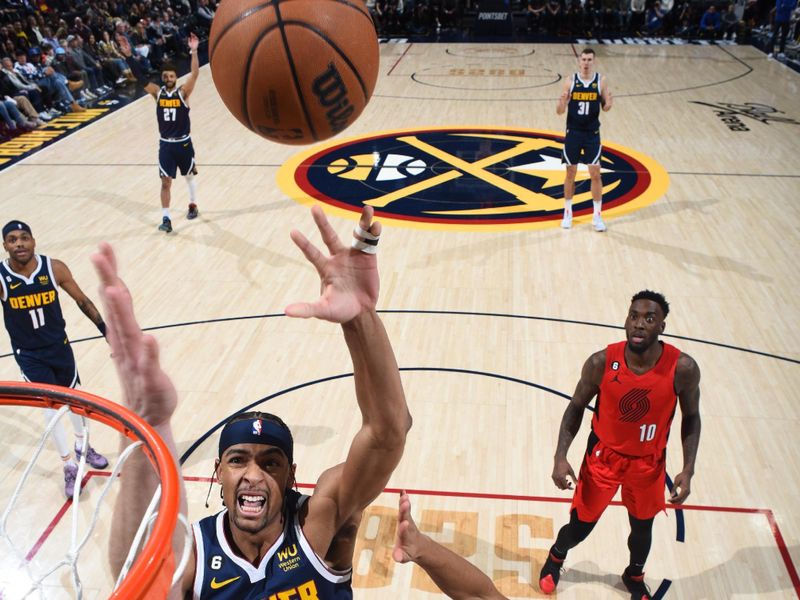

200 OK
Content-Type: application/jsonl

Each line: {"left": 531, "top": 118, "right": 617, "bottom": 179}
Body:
{"left": 191, "top": 491, "right": 353, "bottom": 600}
{"left": 566, "top": 72, "right": 602, "bottom": 131}
{"left": 0, "top": 255, "right": 67, "bottom": 350}
{"left": 156, "top": 86, "right": 191, "bottom": 140}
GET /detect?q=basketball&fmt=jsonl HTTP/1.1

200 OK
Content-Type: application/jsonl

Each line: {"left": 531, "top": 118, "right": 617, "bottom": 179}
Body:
{"left": 208, "top": 0, "right": 380, "bottom": 145}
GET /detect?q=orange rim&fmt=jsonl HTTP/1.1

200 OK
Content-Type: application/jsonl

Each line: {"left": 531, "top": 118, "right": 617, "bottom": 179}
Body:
{"left": 0, "top": 381, "right": 179, "bottom": 600}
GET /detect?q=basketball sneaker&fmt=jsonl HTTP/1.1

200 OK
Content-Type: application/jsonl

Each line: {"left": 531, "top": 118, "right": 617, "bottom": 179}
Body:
{"left": 63, "top": 462, "right": 79, "bottom": 498}
{"left": 158, "top": 217, "right": 173, "bottom": 233}
{"left": 561, "top": 211, "right": 572, "bottom": 229}
{"left": 592, "top": 213, "right": 607, "bottom": 232}
{"left": 539, "top": 552, "right": 565, "bottom": 594}
{"left": 75, "top": 443, "right": 109, "bottom": 469}
{"left": 622, "top": 568, "right": 652, "bottom": 600}
{"left": 187, "top": 203, "right": 199, "bottom": 220}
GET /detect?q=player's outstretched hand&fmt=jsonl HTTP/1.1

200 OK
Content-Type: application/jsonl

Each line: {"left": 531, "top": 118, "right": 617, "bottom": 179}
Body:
{"left": 552, "top": 457, "right": 577, "bottom": 490}
{"left": 188, "top": 32, "right": 199, "bottom": 52}
{"left": 91, "top": 243, "right": 177, "bottom": 427}
{"left": 286, "top": 205, "right": 381, "bottom": 323}
{"left": 668, "top": 469, "right": 692, "bottom": 504}
{"left": 392, "top": 490, "right": 422, "bottom": 564}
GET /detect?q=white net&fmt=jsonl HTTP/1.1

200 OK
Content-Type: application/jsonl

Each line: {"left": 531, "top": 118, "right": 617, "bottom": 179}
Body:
{"left": 0, "top": 403, "right": 191, "bottom": 599}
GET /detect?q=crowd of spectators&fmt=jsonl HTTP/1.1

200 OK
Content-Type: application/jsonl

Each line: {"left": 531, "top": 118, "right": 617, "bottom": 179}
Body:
{"left": 1, "top": 0, "right": 797, "bottom": 141}
{"left": 367, "top": 0, "right": 798, "bottom": 48}
{"left": 1, "top": 0, "right": 216, "bottom": 141}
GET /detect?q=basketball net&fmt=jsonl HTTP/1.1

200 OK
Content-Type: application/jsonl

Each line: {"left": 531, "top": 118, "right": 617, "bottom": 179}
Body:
{"left": 0, "top": 391, "right": 192, "bottom": 599}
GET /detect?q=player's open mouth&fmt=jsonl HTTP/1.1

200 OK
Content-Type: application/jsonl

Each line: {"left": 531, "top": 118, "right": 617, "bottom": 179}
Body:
{"left": 631, "top": 335, "right": 645, "bottom": 343}
{"left": 237, "top": 493, "right": 266, "bottom": 515}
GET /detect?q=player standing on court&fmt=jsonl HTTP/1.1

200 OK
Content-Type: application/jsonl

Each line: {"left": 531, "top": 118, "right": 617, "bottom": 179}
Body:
{"left": 557, "top": 48, "right": 612, "bottom": 232}
{"left": 539, "top": 290, "right": 701, "bottom": 599}
{"left": 118, "top": 33, "right": 201, "bottom": 234}
{"left": 0, "top": 221, "right": 109, "bottom": 497}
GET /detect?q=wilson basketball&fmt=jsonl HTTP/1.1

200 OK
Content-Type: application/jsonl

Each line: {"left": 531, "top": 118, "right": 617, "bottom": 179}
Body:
{"left": 209, "top": 0, "right": 379, "bottom": 145}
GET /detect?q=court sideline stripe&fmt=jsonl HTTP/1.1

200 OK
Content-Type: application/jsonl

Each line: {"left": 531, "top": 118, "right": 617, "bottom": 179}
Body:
{"left": 387, "top": 42, "right": 413, "bottom": 76}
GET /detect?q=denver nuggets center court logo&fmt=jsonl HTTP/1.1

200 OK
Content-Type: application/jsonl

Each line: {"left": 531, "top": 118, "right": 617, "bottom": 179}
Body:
{"left": 278, "top": 127, "right": 669, "bottom": 231}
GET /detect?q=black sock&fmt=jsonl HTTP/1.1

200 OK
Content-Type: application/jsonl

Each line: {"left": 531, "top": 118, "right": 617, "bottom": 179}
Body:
{"left": 626, "top": 563, "right": 645, "bottom": 577}
{"left": 551, "top": 509, "right": 598, "bottom": 562}
{"left": 627, "top": 514, "right": 654, "bottom": 576}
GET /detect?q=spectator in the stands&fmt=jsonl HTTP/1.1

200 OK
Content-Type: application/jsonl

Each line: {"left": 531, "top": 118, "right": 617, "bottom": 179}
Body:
{"left": 564, "top": 0, "right": 586, "bottom": 34}
{"left": 160, "top": 10, "right": 186, "bottom": 53}
{"left": 48, "top": 45, "right": 87, "bottom": 98}
{"left": 130, "top": 19, "right": 162, "bottom": 68}
{"left": 700, "top": 3, "right": 722, "bottom": 38}
{"left": 647, "top": 0, "right": 666, "bottom": 32}
{"left": 95, "top": 30, "right": 136, "bottom": 84}
{"left": 767, "top": 0, "right": 797, "bottom": 58}
{"left": 0, "top": 96, "right": 39, "bottom": 135}
{"left": 2, "top": 55, "right": 83, "bottom": 114}
{"left": 71, "top": 16, "right": 93, "bottom": 43}
{"left": 55, "top": 18, "right": 70, "bottom": 41}
{"left": 147, "top": 13, "right": 178, "bottom": 59}
{"left": 196, "top": 0, "right": 215, "bottom": 31}
{"left": 408, "top": 0, "right": 433, "bottom": 33}
{"left": 17, "top": 48, "right": 89, "bottom": 110}
{"left": 12, "top": 21, "right": 30, "bottom": 52}
{"left": 66, "top": 35, "right": 107, "bottom": 98}
{"left": 545, "top": 0, "right": 564, "bottom": 34}
{"left": 527, "top": 0, "right": 547, "bottom": 32}
{"left": 25, "top": 15, "right": 44, "bottom": 46}
{"left": 39, "top": 26, "right": 60, "bottom": 52}
{"left": 721, "top": 2, "right": 741, "bottom": 37}
{"left": 114, "top": 18, "right": 152, "bottom": 73}
{"left": 630, "top": 0, "right": 646, "bottom": 33}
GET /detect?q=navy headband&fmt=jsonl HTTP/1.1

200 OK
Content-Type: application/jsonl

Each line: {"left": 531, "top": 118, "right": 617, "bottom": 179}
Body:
{"left": 3, "top": 221, "right": 32, "bottom": 240}
{"left": 218, "top": 417, "right": 293, "bottom": 463}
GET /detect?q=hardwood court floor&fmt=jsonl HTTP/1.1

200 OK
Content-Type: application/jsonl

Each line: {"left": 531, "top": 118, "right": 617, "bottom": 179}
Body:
{"left": 0, "top": 42, "right": 798, "bottom": 598}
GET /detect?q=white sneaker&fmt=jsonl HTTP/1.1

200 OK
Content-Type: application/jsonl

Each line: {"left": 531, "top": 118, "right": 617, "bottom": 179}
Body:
{"left": 592, "top": 214, "right": 607, "bottom": 232}
{"left": 778, "top": 52, "right": 786, "bottom": 59}
{"left": 561, "top": 212, "right": 572, "bottom": 229}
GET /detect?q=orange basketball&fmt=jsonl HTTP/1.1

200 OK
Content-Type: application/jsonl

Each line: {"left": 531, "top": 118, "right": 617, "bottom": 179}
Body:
{"left": 209, "top": 0, "right": 379, "bottom": 145}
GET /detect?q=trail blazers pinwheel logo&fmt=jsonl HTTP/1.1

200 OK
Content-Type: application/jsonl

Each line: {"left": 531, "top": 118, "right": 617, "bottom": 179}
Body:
{"left": 278, "top": 127, "right": 669, "bottom": 231}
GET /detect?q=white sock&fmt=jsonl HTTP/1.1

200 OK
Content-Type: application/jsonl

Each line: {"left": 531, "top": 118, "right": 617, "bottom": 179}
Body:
{"left": 44, "top": 408, "right": 70, "bottom": 458}
{"left": 162, "top": 208, "right": 171, "bottom": 219}
{"left": 593, "top": 200, "right": 602, "bottom": 215}
{"left": 186, "top": 174, "right": 197, "bottom": 204}
{"left": 68, "top": 410, "right": 85, "bottom": 434}
{"left": 564, "top": 199, "right": 573, "bottom": 215}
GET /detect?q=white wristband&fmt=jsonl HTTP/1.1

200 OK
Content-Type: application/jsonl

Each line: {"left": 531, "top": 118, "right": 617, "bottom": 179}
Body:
{"left": 351, "top": 239, "right": 378, "bottom": 254}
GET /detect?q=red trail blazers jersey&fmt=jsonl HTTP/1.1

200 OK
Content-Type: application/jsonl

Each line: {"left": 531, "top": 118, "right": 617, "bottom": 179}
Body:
{"left": 591, "top": 341, "right": 681, "bottom": 456}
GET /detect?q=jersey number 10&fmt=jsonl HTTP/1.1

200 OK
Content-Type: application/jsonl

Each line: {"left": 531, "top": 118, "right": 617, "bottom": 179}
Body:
{"left": 639, "top": 423, "right": 656, "bottom": 442}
